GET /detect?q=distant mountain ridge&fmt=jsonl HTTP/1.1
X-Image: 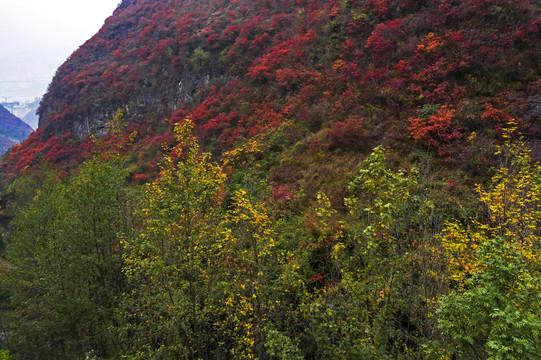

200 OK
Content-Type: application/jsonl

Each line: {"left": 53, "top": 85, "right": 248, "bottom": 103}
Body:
{"left": 0, "top": 104, "right": 33, "bottom": 155}
{"left": 13, "top": 99, "right": 40, "bottom": 130}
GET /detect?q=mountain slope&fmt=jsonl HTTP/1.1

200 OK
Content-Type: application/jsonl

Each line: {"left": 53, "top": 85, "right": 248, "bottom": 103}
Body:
{"left": 1, "top": 0, "right": 540, "bottom": 182}
{"left": 0, "top": 105, "right": 33, "bottom": 155}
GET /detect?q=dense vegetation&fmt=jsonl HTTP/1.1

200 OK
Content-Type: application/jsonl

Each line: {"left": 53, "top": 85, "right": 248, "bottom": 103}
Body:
{"left": 1, "top": 0, "right": 540, "bottom": 181}
{"left": 1, "top": 119, "right": 540, "bottom": 359}
{"left": 0, "top": 0, "right": 540, "bottom": 359}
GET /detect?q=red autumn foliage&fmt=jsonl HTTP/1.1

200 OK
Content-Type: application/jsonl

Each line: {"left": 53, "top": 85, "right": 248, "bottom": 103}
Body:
{"left": 328, "top": 117, "right": 368, "bottom": 151}
{"left": 0, "top": 0, "right": 538, "bottom": 180}
{"left": 409, "top": 105, "right": 463, "bottom": 157}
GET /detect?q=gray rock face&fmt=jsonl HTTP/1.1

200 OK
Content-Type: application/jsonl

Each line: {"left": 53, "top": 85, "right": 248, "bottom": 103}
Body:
{"left": 72, "top": 111, "right": 111, "bottom": 139}
{"left": 64, "top": 71, "right": 232, "bottom": 140}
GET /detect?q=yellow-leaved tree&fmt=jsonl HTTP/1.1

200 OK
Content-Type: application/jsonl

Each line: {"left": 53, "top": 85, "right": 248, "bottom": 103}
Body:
{"left": 120, "top": 117, "right": 227, "bottom": 359}
{"left": 438, "top": 120, "right": 541, "bottom": 359}
{"left": 218, "top": 189, "right": 278, "bottom": 359}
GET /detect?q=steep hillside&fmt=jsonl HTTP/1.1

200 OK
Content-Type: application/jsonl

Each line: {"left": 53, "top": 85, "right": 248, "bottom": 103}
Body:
{"left": 1, "top": 1, "right": 540, "bottom": 358}
{"left": 0, "top": 105, "right": 33, "bottom": 155}
{"left": 1, "top": 0, "right": 539, "bottom": 184}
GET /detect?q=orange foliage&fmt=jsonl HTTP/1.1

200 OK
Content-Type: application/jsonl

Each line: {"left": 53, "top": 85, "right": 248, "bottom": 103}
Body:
{"left": 409, "top": 105, "right": 463, "bottom": 156}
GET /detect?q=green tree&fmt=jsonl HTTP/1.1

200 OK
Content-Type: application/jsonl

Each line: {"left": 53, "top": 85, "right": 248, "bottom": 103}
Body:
{"left": 297, "top": 146, "right": 443, "bottom": 358}
{"left": 438, "top": 237, "right": 541, "bottom": 359}
{"left": 4, "top": 156, "right": 133, "bottom": 359}
{"left": 3, "top": 168, "right": 62, "bottom": 359}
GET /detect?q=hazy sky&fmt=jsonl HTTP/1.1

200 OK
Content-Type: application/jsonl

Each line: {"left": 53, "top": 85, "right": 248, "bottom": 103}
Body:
{"left": 0, "top": 0, "right": 119, "bottom": 102}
